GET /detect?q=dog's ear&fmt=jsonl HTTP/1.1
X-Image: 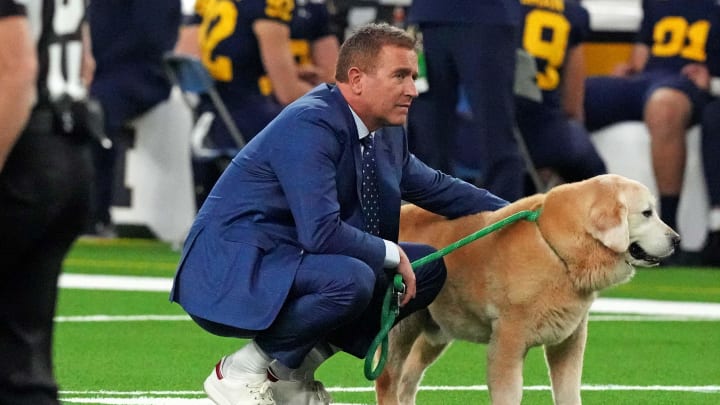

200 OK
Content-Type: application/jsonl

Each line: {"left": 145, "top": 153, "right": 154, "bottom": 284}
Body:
{"left": 587, "top": 199, "right": 629, "bottom": 253}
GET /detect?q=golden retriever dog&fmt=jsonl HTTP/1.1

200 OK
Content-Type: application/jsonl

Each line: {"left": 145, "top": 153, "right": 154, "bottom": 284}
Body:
{"left": 375, "top": 174, "right": 679, "bottom": 405}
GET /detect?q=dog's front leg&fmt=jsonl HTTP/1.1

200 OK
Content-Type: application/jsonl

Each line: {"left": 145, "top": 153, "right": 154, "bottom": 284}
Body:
{"left": 486, "top": 325, "right": 528, "bottom": 405}
{"left": 376, "top": 310, "right": 443, "bottom": 405}
{"left": 544, "top": 316, "right": 588, "bottom": 405}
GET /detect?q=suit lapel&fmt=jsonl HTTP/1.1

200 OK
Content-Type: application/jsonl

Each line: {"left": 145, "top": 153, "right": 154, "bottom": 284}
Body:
{"left": 330, "top": 86, "right": 392, "bottom": 231}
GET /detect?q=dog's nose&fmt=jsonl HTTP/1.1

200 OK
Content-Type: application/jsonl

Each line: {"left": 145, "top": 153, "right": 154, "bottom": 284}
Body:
{"left": 671, "top": 235, "right": 681, "bottom": 250}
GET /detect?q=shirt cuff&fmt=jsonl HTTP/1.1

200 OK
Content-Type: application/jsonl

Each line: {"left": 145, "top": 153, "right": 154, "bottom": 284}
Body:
{"left": 710, "top": 77, "right": 720, "bottom": 97}
{"left": 383, "top": 240, "right": 400, "bottom": 268}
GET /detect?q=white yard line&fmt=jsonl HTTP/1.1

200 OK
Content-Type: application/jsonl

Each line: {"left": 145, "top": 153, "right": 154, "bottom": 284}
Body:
{"left": 58, "top": 274, "right": 720, "bottom": 320}
{"left": 59, "top": 274, "right": 172, "bottom": 292}
{"left": 54, "top": 313, "right": 720, "bottom": 323}
{"left": 60, "top": 385, "right": 720, "bottom": 394}
{"left": 55, "top": 315, "right": 190, "bottom": 322}
{"left": 591, "top": 298, "right": 720, "bottom": 318}
{"left": 62, "top": 399, "right": 214, "bottom": 405}
{"left": 57, "top": 275, "right": 719, "bottom": 404}
{"left": 60, "top": 385, "right": 720, "bottom": 404}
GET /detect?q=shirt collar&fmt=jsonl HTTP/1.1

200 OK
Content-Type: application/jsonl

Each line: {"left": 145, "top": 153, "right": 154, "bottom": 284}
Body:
{"left": 349, "top": 106, "right": 372, "bottom": 140}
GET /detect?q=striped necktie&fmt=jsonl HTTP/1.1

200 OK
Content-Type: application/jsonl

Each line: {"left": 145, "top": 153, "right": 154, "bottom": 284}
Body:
{"left": 360, "top": 134, "right": 380, "bottom": 236}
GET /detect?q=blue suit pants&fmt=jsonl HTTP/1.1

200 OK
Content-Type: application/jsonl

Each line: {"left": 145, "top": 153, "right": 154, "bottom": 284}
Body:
{"left": 191, "top": 242, "right": 446, "bottom": 368}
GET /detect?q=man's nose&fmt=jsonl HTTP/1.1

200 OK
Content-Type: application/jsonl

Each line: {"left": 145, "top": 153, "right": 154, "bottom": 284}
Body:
{"left": 406, "top": 78, "right": 419, "bottom": 98}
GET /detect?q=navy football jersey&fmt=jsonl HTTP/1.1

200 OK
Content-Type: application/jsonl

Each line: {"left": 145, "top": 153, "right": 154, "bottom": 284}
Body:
{"left": 196, "top": 0, "right": 331, "bottom": 100}
{"left": 259, "top": 0, "right": 332, "bottom": 96}
{"left": 518, "top": 0, "right": 589, "bottom": 109}
{"left": 639, "top": 0, "right": 720, "bottom": 75}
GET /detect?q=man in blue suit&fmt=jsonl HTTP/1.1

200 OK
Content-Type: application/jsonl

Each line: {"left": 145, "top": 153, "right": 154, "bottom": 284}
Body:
{"left": 170, "top": 23, "right": 508, "bottom": 405}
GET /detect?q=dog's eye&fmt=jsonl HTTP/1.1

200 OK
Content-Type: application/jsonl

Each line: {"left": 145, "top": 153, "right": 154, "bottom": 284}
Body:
{"left": 642, "top": 209, "right": 652, "bottom": 218}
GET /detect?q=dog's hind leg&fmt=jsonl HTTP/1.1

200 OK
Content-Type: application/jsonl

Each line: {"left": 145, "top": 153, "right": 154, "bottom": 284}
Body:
{"left": 544, "top": 316, "right": 587, "bottom": 405}
{"left": 396, "top": 329, "right": 450, "bottom": 404}
{"left": 375, "top": 310, "right": 425, "bottom": 404}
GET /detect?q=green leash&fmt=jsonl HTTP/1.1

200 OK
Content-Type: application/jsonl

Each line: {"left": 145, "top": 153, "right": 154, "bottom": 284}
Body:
{"left": 363, "top": 208, "right": 542, "bottom": 381}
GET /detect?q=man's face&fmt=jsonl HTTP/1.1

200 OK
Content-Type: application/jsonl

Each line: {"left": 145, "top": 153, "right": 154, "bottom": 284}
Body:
{"left": 361, "top": 45, "right": 419, "bottom": 128}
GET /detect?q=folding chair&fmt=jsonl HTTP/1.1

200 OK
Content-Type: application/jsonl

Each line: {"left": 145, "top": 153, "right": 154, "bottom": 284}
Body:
{"left": 162, "top": 52, "right": 246, "bottom": 159}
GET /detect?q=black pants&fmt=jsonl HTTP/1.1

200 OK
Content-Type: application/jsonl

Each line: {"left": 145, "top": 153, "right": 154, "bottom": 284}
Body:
{"left": 0, "top": 117, "right": 93, "bottom": 405}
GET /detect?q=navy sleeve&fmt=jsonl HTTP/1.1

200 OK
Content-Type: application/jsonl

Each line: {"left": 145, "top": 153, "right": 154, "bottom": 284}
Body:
{"left": 567, "top": 2, "right": 590, "bottom": 49}
{"left": 637, "top": 0, "right": 653, "bottom": 46}
{"left": 307, "top": 2, "right": 332, "bottom": 41}
{"left": 254, "top": 0, "right": 294, "bottom": 24}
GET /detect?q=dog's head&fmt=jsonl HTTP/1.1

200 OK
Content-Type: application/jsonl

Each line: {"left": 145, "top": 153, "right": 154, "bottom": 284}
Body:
{"left": 584, "top": 175, "right": 680, "bottom": 267}
{"left": 538, "top": 174, "right": 679, "bottom": 291}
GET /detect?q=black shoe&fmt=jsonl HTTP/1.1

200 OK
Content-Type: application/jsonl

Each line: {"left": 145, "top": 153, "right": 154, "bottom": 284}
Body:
{"left": 700, "top": 231, "right": 720, "bottom": 267}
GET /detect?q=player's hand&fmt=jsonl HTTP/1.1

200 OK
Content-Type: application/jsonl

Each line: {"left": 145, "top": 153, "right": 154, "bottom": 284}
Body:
{"left": 611, "top": 62, "right": 636, "bottom": 77}
{"left": 681, "top": 63, "right": 710, "bottom": 91}
{"left": 396, "top": 245, "right": 416, "bottom": 306}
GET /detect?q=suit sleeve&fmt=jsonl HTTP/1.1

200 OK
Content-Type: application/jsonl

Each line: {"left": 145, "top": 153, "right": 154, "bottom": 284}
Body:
{"left": 399, "top": 137, "right": 509, "bottom": 218}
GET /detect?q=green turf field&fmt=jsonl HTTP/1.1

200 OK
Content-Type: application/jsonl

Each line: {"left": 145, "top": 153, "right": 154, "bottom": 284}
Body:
{"left": 56, "top": 238, "right": 720, "bottom": 404}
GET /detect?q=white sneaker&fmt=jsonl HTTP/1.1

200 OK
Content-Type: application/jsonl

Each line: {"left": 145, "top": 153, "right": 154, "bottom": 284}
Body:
{"left": 204, "top": 358, "right": 275, "bottom": 405}
{"left": 271, "top": 379, "right": 331, "bottom": 405}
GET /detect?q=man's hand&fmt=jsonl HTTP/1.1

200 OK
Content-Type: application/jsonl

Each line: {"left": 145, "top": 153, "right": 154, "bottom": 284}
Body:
{"left": 681, "top": 63, "right": 710, "bottom": 91}
{"left": 396, "top": 245, "right": 416, "bottom": 306}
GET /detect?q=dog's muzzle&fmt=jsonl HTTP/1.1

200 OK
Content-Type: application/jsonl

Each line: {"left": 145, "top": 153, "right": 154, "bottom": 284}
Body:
{"left": 628, "top": 242, "right": 662, "bottom": 265}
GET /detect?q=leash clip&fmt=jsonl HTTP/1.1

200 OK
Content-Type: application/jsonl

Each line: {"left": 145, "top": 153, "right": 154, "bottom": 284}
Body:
{"left": 393, "top": 283, "right": 405, "bottom": 315}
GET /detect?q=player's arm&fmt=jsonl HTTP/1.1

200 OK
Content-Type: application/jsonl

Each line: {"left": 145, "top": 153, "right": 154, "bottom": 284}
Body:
{"left": 561, "top": 44, "right": 586, "bottom": 121}
{"left": 310, "top": 34, "right": 339, "bottom": 84}
{"left": 81, "top": 22, "right": 94, "bottom": 87}
{"left": 175, "top": 24, "right": 200, "bottom": 57}
{"left": 0, "top": 14, "right": 37, "bottom": 172}
{"left": 175, "top": 0, "right": 202, "bottom": 57}
{"left": 254, "top": 19, "right": 313, "bottom": 105}
{"left": 627, "top": 43, "right": 649, "bottom": 73}
{"left": 614, "top": 0, "right": 651, "bottom": 77}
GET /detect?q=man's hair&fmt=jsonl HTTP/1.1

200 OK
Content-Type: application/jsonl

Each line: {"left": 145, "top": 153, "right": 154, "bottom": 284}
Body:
{"left": 334, "top": 23, "right": 416, "bottom": 83}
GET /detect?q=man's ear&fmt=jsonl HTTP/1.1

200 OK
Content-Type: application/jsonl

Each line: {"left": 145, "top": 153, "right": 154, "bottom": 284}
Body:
{"left": 347, "top": 67, "right": 363, "bottom": 94}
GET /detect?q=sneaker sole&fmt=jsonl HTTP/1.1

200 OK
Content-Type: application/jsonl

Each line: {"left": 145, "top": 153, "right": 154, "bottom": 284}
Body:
{"left": 204, "top": 374, "right": 232, "bottom": 405}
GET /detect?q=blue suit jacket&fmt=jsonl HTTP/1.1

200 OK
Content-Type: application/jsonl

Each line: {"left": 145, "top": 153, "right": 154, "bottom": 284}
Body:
{"left": 170, "top": 84, "right": 508, "bottom": 330}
